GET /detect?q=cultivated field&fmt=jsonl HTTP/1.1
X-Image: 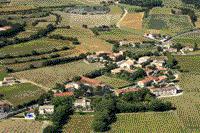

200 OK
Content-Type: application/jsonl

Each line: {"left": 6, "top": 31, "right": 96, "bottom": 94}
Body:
{"left": 0, "top": 119, "right": 44, "bottom": 133}
{"left": 95, "top": 75, "right": 132, "bottom": 89}
{"left": 0, "top": 38, "right": 71, "bottom": 56}
{"left": 119, "top": 46, "right": 157, "bottom": 55}
{"left": 143, "top": 14, "right": 194, "bottom": 33}
{"left": 50, "top": 27, "right": 94, "bottom": 37}
{"left": 10, "top": 0, "right": 82, "bottom": 7}
{"left": 11, "top": 60, "right": 104, "bottom": 88}
{"left": 109, "top": 112, "right": 184, "bottom": 133}
{"left": 120, "top": 12, "right": 144, "bottom": 29}
{"left": 0, "top": 83, "right": 45, "bottom": 106}
{"left": 54, "top": 5, "right": 122, "bottom": 28}
{"left": 98, "top": 28, "right": 132, "bottom": 35}
{"left": 62, "top": 114, "right": 94, "bottom": 133}
{"left": 174, "top": 55, "right": 200, "bottom": 72}
{"left": 171, "top": 32, "right": 200, "bottom": 47}
{"left": 149, "top": 7, "right": 181, "bottom": 15}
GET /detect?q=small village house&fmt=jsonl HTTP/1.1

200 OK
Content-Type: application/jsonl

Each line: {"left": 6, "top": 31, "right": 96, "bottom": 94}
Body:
{"left": 138, "top": 56, "right": 151, "bottom": 64}
{"left": 163, "top": 48, "right": 177, "bottom": 52}
{"left": 150, "top": 86, "right": 177, "bottom": 97}
{"left": 181, "top": 47, "right": 194, "bottom": 52}
{"left": 3, "top": 77, "right": 15, "bottom": 83}
{"left": 108, "top": 52, "right": 123, "bottom": 62}
{"left": 119, "top": 61, "right": 134, "bottom": 69}
{"left": 150, "top": 60, "right": 166, "bottom": 68}
{"left": 54, "top": 92, "right": 74, "bottom": 97}
{"left": 137, "top": 77, "right": 154, "bottom": 88}
{"left": 74, "top": 97, "right": 91, "bottom": 108}
{"left": 39, "top": 105, "right": 54, "bottom": 115}
{"left": 115, "top": 87, "right": 141, "bottom": 96}
{"left": 96, "top": 51, "right": 112, "bottom": 57}
{"left": 111, "top": 68, "right": 122, "bottom": 74}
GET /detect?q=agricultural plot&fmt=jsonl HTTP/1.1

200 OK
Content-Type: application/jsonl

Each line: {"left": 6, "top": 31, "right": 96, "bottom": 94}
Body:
{"left": 54, "top": 5, "right": 122, "bottom": 28}
{"left": 11, "top": 60, "right": 104, "bottom": 88}
{"left": 174, "top": 55, "right": 200, "bottom": 72}
{"left": 143, "top": 14, "right": 194, "bottom": 33}
{"left": 0, "top": 119, "right": 44, "bottom": 133}
{"left": 119, "top": 46, "right": 157, "bottom": 55}
{"left": 171, "top": 33, "right": 200, "bottom": 47}
{"left": 98, "top": 28, "right": 132, "bottom": 35}
{"left": 98, "top": 34, "right": 152, "bottom": 42}
{"left": 120, "top": 12, "right": 144, "bottom": 29}
{"left": 50, "top": 27, "right": 94, "bottom": 37}
{"left": 0, "top": 38, "right": 71, "bottom": 56}
{"left": 62, "top": 114, "right": 94, "bottom": 133}
{"left": 10, "top": 0, "right": 82, "bottom": 7}
{"left": 0, "top": 83, "right": 45, "bottom": 106}
{"left": 95, "top": 75, "right": 133, "bottom": 89}
{"left": 35, "top": 22, "right": 56, "bottom": 28}
{"left": 109, "top": 112, "right": 184, "bottom": 133}
{"left": 149, "top": 7, "right": 181, "bottom": 15}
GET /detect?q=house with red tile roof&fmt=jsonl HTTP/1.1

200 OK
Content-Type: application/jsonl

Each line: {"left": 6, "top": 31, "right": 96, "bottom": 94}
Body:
{"left": 137, "top": 76, "right": 159, "bottom": 88}
{"left": 115, "top": 87, "right": 141, "bottom": 96}
{"left": 54, "top": 92, "right": 74, "bottom": 97}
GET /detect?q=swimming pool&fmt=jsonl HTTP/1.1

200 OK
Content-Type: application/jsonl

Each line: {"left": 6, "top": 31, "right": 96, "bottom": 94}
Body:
{"left": 28, "top": 114, "right": 33, "bottom": 118}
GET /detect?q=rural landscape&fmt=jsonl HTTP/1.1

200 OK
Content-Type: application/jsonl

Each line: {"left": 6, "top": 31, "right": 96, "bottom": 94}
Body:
{"left": 0, "top": 0, "right": 199, "bottom": 133}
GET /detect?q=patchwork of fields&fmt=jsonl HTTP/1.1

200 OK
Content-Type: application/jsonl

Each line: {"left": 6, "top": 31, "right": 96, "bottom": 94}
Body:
{"left": 143, "top": 14, "right": 194, "bottom": 33}
{"left": 0, "top": 83, "right": 45, "bottom": 106}
{"left": 0, "top": 38, "right": 71, "bottom": 56}
{"left": 120, "top": 12, "right": 144, "bottom": 29}
{"left": 174, "top": 55, "right": 200, "bottom": 72}
{"left": 11, "top": 60, "right": 103, "bottom": 88}
{"left": 0, "top": 119, "right": 44, "bottom": 133}
{"left": 171, "top": 33, "right": 200, "bottom": 47}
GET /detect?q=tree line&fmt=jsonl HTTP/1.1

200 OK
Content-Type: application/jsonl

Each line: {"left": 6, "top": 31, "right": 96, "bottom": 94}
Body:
{"left": 48, "top": 34, "right": 80, "bottom": 44}
{"left": 119, "top": 0, "right": 162, "bottom": 7}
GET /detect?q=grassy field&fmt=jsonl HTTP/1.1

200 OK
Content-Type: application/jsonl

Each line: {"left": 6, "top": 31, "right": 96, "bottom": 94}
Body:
{"left": 54, "top": 5, "right": 122, "bottom": 28}
{"left": 119, "top": 46, "right": 157, "bottom": 55}
{"left": 149, "top": 7, "right": 181, "bottom": 15}
{"left": 171, "top": 32, "right": 200, "bottom": 47}
{"left": 98, "top": 28, "right": 132, "bottom": 35}
{"left": 95, "top": 75, "right": 132, "bottom": 89}
{"left": 0, "top": 83, "right": 45, "bottom": 106}
{"left": 0, "top": 38, "right": 71, "bottom": 56}
{"left": 62, "top": 114, "right": 94, "bottom": 133}
{"left": 10, "top": 0, "right": 83, "bottom": 7}
{"left": 11, "top": 60, "right": 103, "bottom": 88}
{"left": 108, "top": 112, "right": 184, "bottom": 133}
{"left": 143, "top": 14, "right": 194, "bottom": 33}
{"left": 174, "top": 55, "right": 200, "bottom": 72}
{"left": 0, "top": 119, "right": 44, "bottom": 133}
{"left": 50, "top": 27, "right": 94, "bottom": 37}
{"left": 120, "top": 12, "right": 144, "bottom": 29}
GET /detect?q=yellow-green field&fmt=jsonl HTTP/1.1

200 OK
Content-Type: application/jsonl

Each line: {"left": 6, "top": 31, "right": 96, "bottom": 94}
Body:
{"left": 174, "top": 55, "right": 200, "bottom": 72}
{"left": 0, "top": 119, "right": 45, "bottom": 133}
{"left": 95, "top": 75, "right": 133, "bottom": 89}
{"left": 11, "top": 60, "right": 103, "bottom": 88}
{"left": 0, "top": 83, "right": 45, "bottom": 106}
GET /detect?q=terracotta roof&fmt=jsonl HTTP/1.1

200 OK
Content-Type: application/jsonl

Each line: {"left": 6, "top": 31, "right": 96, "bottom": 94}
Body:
{"left": 75, "top": 77, "right": 106, "bottom": 87}
{"left": 29, "top": 109, "right": 34, "bottom": 113}
{"left": 158, "top": 75, "right": 168, "bottom": 81}
{"left": 96, "top": 51, "right": 112, "bottom": 55}
{"left": 115, "top": 87, "right": 141, "bottom": 95}
{"left": 139, "top": 56, "right": 151, "bottom": 60}
{"left": 125, "top": 61, "right": 133, "bottom": 66}
{"left": 2, "top": 26, "right": 12, "bottom": 30}
{"left": 157, "top": 67, "right": 166, "bottom": 71}
{"left": 111, "top": 68, "right": 121, "bottom": 73}
{"left": 54, "top": 92, "right": 74, "bottom": 97}
{"left": 109, "top": 53, "right": 122, "bottom": 57}
{"left": 0, "top": 101, "right": 5, "bottom": 105}
{"left": 150, "top": 86, "right": 177, "bottom": 92}
{"left": 139, "top": 76, "right": 158, "bottom": 83}
{"left": 124, "top": 68, "right": 138, "bottom": 73}
{"left": 65, "top": 83, "right": 74, "bottom": 89}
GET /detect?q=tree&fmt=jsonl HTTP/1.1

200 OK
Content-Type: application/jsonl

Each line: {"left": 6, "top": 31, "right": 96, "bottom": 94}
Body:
{"left": 29, "top": 64, "right": 36, "bottom": 69}
{"left": 53, "top": 83, "right": 65, "bottom": 92}
{"left": 51, "top": 96, "right": 73, "bottom": 108}
{"left": 194, "top": 42, "right": 198, "bottom": 51}
{"left": 31, "top": 50, "right": 39, "bottom": 55}
{"left": 157, "top": 46, "right": 162, "bottom": 52}
{"left": 135, "top": 43, "right": 140, "bottom": 48}
{"left": 164, "top": 101, "right": 172, "bottom": 110}
{"left": 38, "top": 94, "right": 45, "bottom": 105}
{"left": 149, "top": 99, "right": 166, "bottom": 111}
{"left": 92, "top": 119, "right": 107, "bottom": 132}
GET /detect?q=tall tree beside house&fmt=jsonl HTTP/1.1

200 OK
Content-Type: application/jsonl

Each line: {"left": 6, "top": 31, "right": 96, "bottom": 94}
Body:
{"left": 194, "top": 42, "right": 198, "bottom": 51}
{"left": 43, "top": 125, "right": 58, "bottom": 133}
{"left": 53, "top": 83, "right": 65, "bottom": 92}
{"left": 51, "top": 96, "right": 74, "bottom": 108}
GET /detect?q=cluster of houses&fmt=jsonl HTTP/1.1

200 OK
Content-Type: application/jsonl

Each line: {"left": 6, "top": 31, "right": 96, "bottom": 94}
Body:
{"left": 1, "top": 77, "right": 21, "bottom": 86}
{"left": 163, "top": 41, "right": 194, "bottom": 53}
{"left": 0, "top": 26, "right": 12, "bottom": 31}
{"left": 87, "top": 50, "right": 126, "bottom": 62}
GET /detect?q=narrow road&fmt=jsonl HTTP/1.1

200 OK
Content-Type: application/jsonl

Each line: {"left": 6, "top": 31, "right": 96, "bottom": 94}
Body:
{"left": 116, "top": 9, "right": 128, "bottom": 28}
{"left": 19, "top": 78, "right": 50, "bottom": 92}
